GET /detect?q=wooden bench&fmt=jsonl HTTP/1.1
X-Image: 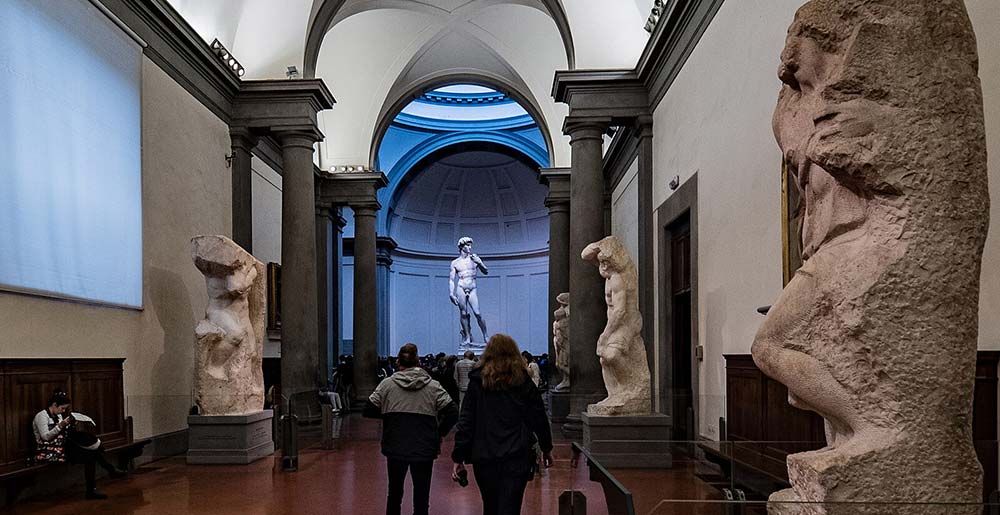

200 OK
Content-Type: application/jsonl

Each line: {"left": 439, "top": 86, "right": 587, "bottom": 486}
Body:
{"left": 0, "top": 358, "right": 148, "bottom": 505}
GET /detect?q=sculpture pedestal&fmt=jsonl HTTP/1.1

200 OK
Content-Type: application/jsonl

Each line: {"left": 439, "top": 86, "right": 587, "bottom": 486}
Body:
{"left": 582, "top": 412, "right": 672, "bottom": 468}
{"left": 548, "top": 390, "right": 571, "bottom": 424}
{"left": 187, "top": 410, "right": 275, "bottom": 464}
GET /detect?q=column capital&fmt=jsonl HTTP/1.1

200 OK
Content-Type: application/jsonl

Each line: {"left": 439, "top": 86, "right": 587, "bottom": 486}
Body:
{"left": 563, "top": 116, "right": 612, "bottom": 142}
{"left": 230, "top": 126, "right": 259, "bottom": 151}
{"left": 634, "top": 114, "right": 654, "bottom": 139}
{"left": 352, "top": 202, "right": 381, "bottom": 217}
{"left": 540, "top": 167, "right": 571, "bottom": 208}
{"left": 274, "top": 128, "right": 323, "bottom": 149}
{"left": 376, "top": 236, "right": 397, "bottom": 268}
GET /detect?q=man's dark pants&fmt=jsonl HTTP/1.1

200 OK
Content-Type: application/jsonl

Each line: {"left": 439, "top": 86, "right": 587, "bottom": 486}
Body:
{"left": 386, "top": 458, "right": 434, "bottom": 515}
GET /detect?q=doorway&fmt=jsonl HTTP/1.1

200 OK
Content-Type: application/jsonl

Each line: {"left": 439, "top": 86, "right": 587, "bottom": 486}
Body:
{"left": 668, "top": 214, "right": 693, "bottom": 441}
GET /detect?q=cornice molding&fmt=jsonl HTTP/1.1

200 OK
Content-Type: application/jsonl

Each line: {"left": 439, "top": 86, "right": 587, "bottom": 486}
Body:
{"left": 316, "top": 171, "right": 389, "bottom": 208}
{"left": 232, "top": 79, "right": 336, "bottom": 138}
{"left": 636, "top": 0, "right": 726, "bottom": 109}
{"left": 550, "top": 0, "right": 724, "bottom": 116}
{"left": 101, "top": 0, "right": 240, "bottom": 123}
{"left": 551, "top": 70, "right": 649, "bottom": 120}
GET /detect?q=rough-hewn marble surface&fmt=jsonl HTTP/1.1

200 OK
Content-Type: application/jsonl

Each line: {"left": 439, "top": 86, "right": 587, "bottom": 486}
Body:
{"left": 752, "top": 1, "right": 988, "bottom": 513}
{"left": 552, "top": 292, "right": 571, "bottom": 392}
{"left": 192, "top": 235, "right": 266, "bottom": 416}
{"left": 583, "top": 236, "right": 651, "bottom": 416}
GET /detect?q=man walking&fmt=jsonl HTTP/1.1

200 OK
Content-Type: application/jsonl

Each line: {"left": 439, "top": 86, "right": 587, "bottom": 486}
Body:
{"left": 365, "top": 343, "right": 459, "bottom": 515}
{"left": 455, "top": 350, "right": 476, "bottom": 407}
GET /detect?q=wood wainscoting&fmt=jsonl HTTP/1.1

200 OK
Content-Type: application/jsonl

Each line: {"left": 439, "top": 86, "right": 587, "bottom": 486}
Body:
{"left": 0, "top": 359, "right": 128, "bottom": 475}
{"left": 718, "top": 352, "right": 1000, "bottom": 501}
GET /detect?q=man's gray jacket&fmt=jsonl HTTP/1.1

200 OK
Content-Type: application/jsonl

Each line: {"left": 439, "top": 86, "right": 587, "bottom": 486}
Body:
{"left": 363, "top": 367, "right": 459, "bottom": 461}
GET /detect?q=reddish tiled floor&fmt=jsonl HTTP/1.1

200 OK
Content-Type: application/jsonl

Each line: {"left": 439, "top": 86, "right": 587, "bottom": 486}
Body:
{"left": 11, "top": 416, "right": 722, "bottom": 515}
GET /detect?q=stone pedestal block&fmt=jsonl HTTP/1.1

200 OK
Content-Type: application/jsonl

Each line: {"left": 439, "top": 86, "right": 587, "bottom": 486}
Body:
{"left": 582, "top": 412, "right": 672, "bottom": 468}
{"left": 548, "top": 390, "right": 571, "bottom": 424}
{"left": 187, "top": 410, "right": 275, "bottom": 464}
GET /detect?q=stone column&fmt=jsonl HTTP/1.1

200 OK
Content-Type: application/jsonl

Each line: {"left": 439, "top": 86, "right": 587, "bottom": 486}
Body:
{"left": 351, "top": 203, "right": 380, "bottom": 401}
{"left": 635, "top": 117, "right": 655, "bottom": 377}
{"left": 540, "top": 168, "right": 571, "bottom": 381}
{"left": 277, "top": 130, "right": 320, "bottom": 417}
{"left": 565, "top": 118, "right": 611, "bottom": 423}
{"left": 230, "top": 128, "right": 257, "bottom": 253}
{"left": 315, "top": 203, "right": 334, "bottom": 384}
{"left": 376, "top": 237, "right": 397, "bottom": 358}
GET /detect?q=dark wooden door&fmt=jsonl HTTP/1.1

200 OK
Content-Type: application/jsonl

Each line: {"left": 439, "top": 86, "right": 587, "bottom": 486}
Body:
{"left": 669, "top": 215, "right": 693, "bottom": 440}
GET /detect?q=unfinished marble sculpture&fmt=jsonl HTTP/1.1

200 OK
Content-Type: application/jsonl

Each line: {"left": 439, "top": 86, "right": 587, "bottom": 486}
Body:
{"left": 583, "top": 236, "right": 651, "bottom": 416}
{"left": 552, "top": 292, "right": 571, "bottom": 392}
{"left": 752, "top": 1, "right": 988, "bottom": 513}
{"left": 192, "top": 235, "right": 266, "bottom": 416}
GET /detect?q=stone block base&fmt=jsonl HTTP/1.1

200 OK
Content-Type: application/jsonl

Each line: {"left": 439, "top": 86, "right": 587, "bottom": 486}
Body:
{"left": 187, "top": 410, "right": 274, "bottom": 465}
{"left": 582, "top": 412, "right": 672, "bottom": 468}
{"left": 548, "top": 390, "right": 571, "bottom": 424}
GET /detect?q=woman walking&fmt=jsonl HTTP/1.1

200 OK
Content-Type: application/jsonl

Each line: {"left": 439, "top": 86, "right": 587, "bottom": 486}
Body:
{"left": 451, "top": 334, "right": 553, "bottom": 515}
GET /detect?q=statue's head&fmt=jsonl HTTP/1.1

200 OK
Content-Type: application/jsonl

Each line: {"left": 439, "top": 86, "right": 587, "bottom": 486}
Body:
{"left": 457, "top": 236, "right": 473, "bottom": 253}
{"left": 582, "top": 236, "right": 633, "bottom": 279}
{"left": 774, "top": 0, "right": 980, "bottom": 186}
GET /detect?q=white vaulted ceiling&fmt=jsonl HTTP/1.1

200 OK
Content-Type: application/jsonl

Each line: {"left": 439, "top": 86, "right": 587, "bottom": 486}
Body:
{"left": 165, "top": 0, "right": 652, "bottom": 168}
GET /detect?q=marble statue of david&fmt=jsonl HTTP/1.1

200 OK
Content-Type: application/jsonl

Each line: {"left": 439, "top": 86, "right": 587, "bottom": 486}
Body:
{"left": 449, "top": 236, "right": 489, "bottom": 348}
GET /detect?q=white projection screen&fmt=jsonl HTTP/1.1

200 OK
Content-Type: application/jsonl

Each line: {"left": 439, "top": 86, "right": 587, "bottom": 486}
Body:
{"left": 0, "top": 0, "right": 143, "bottom": 308}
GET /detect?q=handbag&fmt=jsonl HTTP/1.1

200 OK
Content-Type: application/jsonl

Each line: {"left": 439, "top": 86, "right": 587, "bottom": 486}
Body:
{"left": 35, "top": 431, "right": 66, "bottom": 463}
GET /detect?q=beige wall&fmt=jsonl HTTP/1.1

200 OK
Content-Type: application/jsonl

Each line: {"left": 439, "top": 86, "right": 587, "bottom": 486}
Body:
{"left": 251, "top": 155, "right": 282, "bottom": 266}
{"left": 646, "top": 0, "right": 1000, "bottom": 439}
{"left": 611, "top": 157, "right": 641, "bottom": 260}
{"left": 0, "top": 57, "right": 232, "bottom": 440}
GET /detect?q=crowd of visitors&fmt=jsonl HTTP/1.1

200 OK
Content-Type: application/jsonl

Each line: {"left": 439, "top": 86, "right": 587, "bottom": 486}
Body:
{"left": 364, "top": 336, "right": 553, "bottom": 515}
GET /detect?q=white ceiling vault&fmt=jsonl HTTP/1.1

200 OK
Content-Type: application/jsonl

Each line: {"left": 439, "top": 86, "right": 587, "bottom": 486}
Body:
{"left": 165, "top": 0, "right": 652, "bottom": 168}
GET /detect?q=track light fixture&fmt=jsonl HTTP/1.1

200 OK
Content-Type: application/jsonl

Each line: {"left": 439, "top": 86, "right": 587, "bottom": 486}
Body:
{"left": 210, "top": 39, "right": 245, "bottom": 78}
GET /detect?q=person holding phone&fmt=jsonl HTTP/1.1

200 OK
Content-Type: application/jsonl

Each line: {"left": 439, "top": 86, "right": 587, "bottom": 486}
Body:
{"left": 33, "top": 390, "right": 125, "bottom": 499}
{"left": 451, "top": 334, "right": 553, "bottom": 515}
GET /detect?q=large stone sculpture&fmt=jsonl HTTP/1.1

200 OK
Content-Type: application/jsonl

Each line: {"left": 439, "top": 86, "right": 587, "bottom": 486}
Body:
{"left": 552, "top": 292, "right": 571, "bottom": 392}
{"left": 583, "top": 236, "right": 651, "bottom": 416}
{"left": 449, "top": 236, "right": 489, "bottom": 351}
{"left": 752, "top": 1, "right": 988, "bottom": 513}
{"left": 192, "top": 235, "right": 266, "bottom": 416}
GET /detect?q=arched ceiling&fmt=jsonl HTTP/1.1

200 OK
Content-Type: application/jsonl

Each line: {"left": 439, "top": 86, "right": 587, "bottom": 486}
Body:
{"left": 164, "top": 0, "right": 651, "bottom": 169}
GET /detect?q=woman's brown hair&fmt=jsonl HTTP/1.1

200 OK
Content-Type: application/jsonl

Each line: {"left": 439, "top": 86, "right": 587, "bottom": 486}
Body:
{"left": 479, "top": 334, "right": 527, "bottom": 391}
{"left": 398, "top": 343, "right": 419, "bottom": 368}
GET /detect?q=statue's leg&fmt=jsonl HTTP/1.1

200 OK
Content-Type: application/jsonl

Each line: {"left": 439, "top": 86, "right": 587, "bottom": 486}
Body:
{"left": 468, "top": 290, "right": 488, "bottom": 342}
{"left": 458, "top": 300, "right": 472, "bottom": 344}
{"left": 751, "top": 251, "right": 873, "bottom": 449}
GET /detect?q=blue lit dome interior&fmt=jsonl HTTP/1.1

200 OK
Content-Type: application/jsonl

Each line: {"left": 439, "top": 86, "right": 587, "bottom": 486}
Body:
{"left": 354, "top": 84, "right": 551, "bottom": 357}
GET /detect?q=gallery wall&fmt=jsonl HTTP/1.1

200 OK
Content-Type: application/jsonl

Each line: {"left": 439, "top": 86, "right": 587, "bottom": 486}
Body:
{"left": 0, "top": 56, "right": 232, "bottom": 441}
{"left": 646, "top": 0, "right": 1000, "bottom": 440}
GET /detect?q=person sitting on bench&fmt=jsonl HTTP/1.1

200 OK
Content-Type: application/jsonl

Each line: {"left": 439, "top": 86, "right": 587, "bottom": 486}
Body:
{"left": 33, "top": 390, "right": 126, "bottom": 499}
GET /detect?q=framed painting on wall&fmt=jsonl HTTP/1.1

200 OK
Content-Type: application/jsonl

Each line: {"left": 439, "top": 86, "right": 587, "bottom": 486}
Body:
{"left": 781, "top": 160, "right": 804, "bottom": 286}
{"left": 267, "top": 262, "right": 281, "bottom": 330}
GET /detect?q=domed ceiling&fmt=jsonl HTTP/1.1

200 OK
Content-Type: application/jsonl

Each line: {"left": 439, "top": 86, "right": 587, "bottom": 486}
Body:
{"left": 389, "top": 148, "right": 549, "bottom": 256}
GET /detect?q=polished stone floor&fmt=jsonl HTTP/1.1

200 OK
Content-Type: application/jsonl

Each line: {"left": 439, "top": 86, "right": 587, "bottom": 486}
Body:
{"left": 11, "top": 415, "right": 723, "bottom": 514}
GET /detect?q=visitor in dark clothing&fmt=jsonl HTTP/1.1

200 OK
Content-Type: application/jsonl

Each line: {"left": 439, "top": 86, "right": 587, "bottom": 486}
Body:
{"left": 364, "top": 343, "right": 459, "bottom": 515}
{"left": 439, "top": 355, "right": 461, "bottom": 405}
{"left": 451, "top": 334, "right": 553, "bottom": 515}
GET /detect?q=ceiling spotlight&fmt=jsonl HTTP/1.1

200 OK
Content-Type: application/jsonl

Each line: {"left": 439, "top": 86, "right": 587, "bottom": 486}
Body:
{"left": 286, "top": 66, "right": 299, "bottom": 79}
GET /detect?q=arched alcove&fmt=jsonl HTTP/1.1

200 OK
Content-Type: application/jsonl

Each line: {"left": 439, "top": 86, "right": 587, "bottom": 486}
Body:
{"left": 341, "top": 83, "right": 551, "bottom": 358}
{"left": 388, "top": 144, "right": 549, "bottom": 357}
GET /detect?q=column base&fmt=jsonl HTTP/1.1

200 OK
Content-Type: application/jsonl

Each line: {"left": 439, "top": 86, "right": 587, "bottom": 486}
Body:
{"left": 187, "top": 410, "right": 275, "bottom": 465}
{"left": 581, "top": 412, "right": 673, "bottom": 469}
